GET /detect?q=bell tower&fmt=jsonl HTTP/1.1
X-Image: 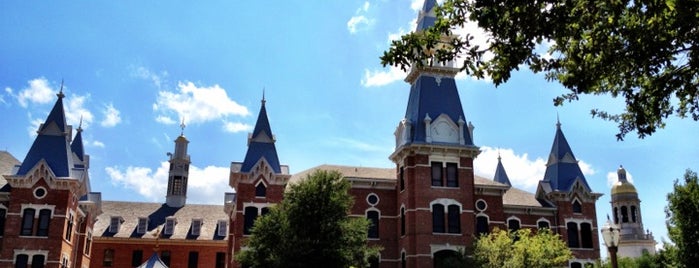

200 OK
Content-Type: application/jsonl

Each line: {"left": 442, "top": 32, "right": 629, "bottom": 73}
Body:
{"left": 166, "top": 120, "right": 190, "bottom": 208}
{"left": 611, "top": 166, "right": 656, "bottom": 257}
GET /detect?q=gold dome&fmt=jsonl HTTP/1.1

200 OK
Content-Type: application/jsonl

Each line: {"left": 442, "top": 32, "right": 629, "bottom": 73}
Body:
{"left": 611, "top": 180, "right": 637, "bottom": 195}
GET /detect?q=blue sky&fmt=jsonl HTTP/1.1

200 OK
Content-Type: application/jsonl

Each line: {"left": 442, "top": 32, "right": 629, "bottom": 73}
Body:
{"left": 1, "top": 0, "right": 697, "bottom": 253}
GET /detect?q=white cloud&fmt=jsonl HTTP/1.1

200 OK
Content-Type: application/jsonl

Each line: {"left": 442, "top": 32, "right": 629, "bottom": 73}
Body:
{"left": 326, "top": 137, "right": 390, "bottom": 153}
{"left": 607, "top": 169, "right": 634, "bottom": 188}
{"left": 90, "top": 140, "right": 106, "bottom": 148}
{"left": 27, "top": 117, "right": 43, "bottom": 138}
{"left": 64, "top": 93, "right": 94, "bottom": 129}
{"left": 347, "top": 1, "right": 374, "bottom": 34}
{"left": 105, "top": 162, "right": 231, "bottom": 204}
{"left": 223, "top": 121, "right": 252, "bottom": 133}
{"left": 131, "top": 66, "right": 168, "bottom": 89}
{"left": 411, "top": 0, "right": 424, "bottom": 12}
{"left": 154, "top": 81, "right": 250, "bottom": 126}
{"left": 100, "top": 103, "right": 122, "bottom": 127}
{"left": 473, "top": 146, "right": 595, "bottom": 192}
{"left": 361, "top": 66, "right": 407, "bottom": 87}
{"left": 17, "top": 78, "right": 56, "bottom": 107}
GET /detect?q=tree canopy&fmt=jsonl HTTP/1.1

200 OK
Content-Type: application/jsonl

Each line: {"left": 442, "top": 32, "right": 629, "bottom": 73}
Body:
{"left": 474, "top": 228, "right": 572, "bottom": 268}
{"left": 236, "top": 170, "right": 379, "bottom": 268}
{"left": 665, "top": 169, "right": 699, "bottom": 267}
{"left": 381, "top": 0, "right": 698, "bottom": 140}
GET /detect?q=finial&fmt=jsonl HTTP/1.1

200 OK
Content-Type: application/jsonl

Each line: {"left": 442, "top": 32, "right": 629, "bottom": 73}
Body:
{"left": 77, "top": 115, "right": 83, "bottom": 132}
{"left": 180, "top": 117, "right": 186, "bottom": 136}
{"left": 497, "top": 148, "right": 501, "bottom": 161}
{"left": 607, "top": 214, "right": 610, "bottom": 221}
{"left": 262, "top": 87, "right": 266, "bottom": 106}
{"left": 556, "top": 113, "right": 561, "bottom": 128}
{"left": 57, "top": 79, "right": 65, "bottom": 98}
{"left": 152, "top": 228, "right": 161, "bottom": 252}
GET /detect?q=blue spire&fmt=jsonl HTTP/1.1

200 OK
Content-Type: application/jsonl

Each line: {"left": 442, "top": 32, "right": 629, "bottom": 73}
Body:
{"left": 541, "top": 121, "right": 591, "bottom": 191}
{"left": 17, "top": 90, "right": 74, "bottom": 177}
{"left": 415, "top": 0, "right": 438, "bottom": 31}
{"left": 71, "top": 118, "right": 85, "bottom": 162}
{"left": 241, "top": 96, "right": 281, "bottom": 173}
{"left": 494, "top": 155, "right": 512, "bottom": 187}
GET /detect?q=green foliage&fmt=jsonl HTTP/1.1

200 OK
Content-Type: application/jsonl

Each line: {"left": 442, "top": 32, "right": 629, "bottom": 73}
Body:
{"left": 474, "top": 228, "right": 572, "bottom": 268}
{"left": 236, "top": 170, "right": 380, "bottom": 268}
{"left": 381, "top": 0, "right": 699, "bottom": 140}
{"left": 666, "top": 169, "right": 699, "bottom": 267}
{"left": 595, "top": 247, "right": 680, "bottom": 268}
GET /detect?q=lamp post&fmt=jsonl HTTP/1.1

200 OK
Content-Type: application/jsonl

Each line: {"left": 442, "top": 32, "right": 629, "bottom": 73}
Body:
{"left": 601, "top": 219, "right": 620, "bottom": 268}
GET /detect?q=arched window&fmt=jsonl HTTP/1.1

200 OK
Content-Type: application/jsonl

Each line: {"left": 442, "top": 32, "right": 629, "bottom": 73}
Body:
{"left": 567, "top": 222, "right": 580, "bottom": 248}
{"left": 400, "top": 207, "right": 406, "bottom": 236}
{"left": 36, "top": 209, "right": 51, "bottom": 237}
{"left": 447, "top": 205, "right": 460, "bottom": 234}
{"left": 621, "top": 206, "right": 629, "bottom": 223}
{"left": 369, "top": 254, "right": 379, "bottom": 268}
{"left": 580, "top": 222, "right": 593, "bottom": 248}
{"left": 255, "top": 183, "right": 266, "bottom": 197}
{"left": 399, "top": 167, "right": 405, "bottom": 191}
{"left": 476, "top": 215, "right": 489, "bottom": 236}
{"left": 631, "top": 205, "right": 637, "bottom": 223}
{"left": 15, "top": 254, "right": 29, "bottom": 268}
{"left": 244, "top": 207, "right": 258, "bottom": 235}
{"left": 21, "top": 208, "right": 35, "bottom": 236}
{"left": 537, "top": 219, "right": 550, "bottom": 229}
{"left": 613, "top": 207, "right": 619, "bottom": 224}
{"left": 401, "top": 252, "right": 406, "bottom": 268}
{"left": 432, "top": 204, "right": 445, "bottom": 233}
{"left": 367, "top": 210, "right": 380, "bottom": 238}
{"left": 434, "top": 250, "right": 461, "bottom": 268}
{"left": 261, "top": 207, "right": 270, "bottom": 216}
{"left": 571, "top": 262, "right": 582, "bottom": 268}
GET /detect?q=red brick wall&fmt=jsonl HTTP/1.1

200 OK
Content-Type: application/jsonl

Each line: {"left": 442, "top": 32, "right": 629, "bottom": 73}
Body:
{"left": 91, "top": 240, "right": 227, "bottom": 268}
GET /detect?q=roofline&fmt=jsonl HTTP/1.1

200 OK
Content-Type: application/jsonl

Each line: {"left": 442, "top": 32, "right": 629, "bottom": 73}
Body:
{"left": 93, "top": 237, "right": 227, "bottom": 246}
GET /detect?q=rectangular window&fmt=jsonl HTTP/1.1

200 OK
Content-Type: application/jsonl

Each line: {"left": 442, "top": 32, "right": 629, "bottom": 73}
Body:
{"left": 567, "top": 222, "right": 580, "bottom": 248}
{"left": 188, "top": 251, "right": 199, "bottom": 268}
{"left": 191, "top": 219, "right": 202, "bottom": 236}
{"left": 367, "top": 211, "right": 379, "bottom": 238}
{"left": 476, "top": 216, "right": 489, "bottom": 236}
{"left": 137, "top": 218, "right": 148, "bottom": 234}
{"left": 21, "top": 208, "right": 35, "bottom": 236}
{"left": 161, "top": 251, "right": 171, "bottom": 266}
{"left": 33, "top": 255, "right": 46, "bottom": 268}
{"left": 108, "top": 217, "right": 120, "bottom": 233}
{"left": 131, "top": 250, "right": 143, "bottom": 267}
{"left": 103, "top": 249, "right": 114, "bottom": 267}
{"left": 15, "top": 254, "right": 29, "bottom": 268}
{"left": 85, "top": 231, "right": 92, "bottom": 255}
{"left": 400, "top": 207, "right": 406, "bottom": 236}
{"left": 432, "top": 204, "right": 445, "bottom": 233}
{"left": 243, "top": 207, "right": 258, "bottom": 235}
{"left": 399, "top": 167, "right": 405, "bottom": 191}
{"left": 217, "top": 220, "right": 228, "bottom": 237}
{"left": 215, "top": 252, "right": 226, "bottom": 268}
{"left": 447, "top": 205, "right": 461, "bottom": 233}
{"left": 65, "top": 212, "right": 74, "bottom": 241}
{"left": 508, "top": 219, "right": 520, "bottom": 231}
{"left": 0, "top": 208, "right": 6, "bottom": 236}
{"left": 431, "top": 162, "right": 443, "bottom": 186}
{"left": 581, "top": 222, "right": 594, "bottom": 248}
{"left": 446, "top": 163, "right": 458, "bottom": 187}
{"left": 37, "top": 209, "right": 51, "bottom": 237}
{"left": 164, "top": 218, "right": 176, "bottom": 235}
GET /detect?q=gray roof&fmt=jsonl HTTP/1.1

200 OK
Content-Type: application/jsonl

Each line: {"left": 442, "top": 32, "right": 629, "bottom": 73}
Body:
{"left": 94, "top": 201, "right": 227, "bottom": 241}
{"left": 0, "top": 151, "right": 21, "bottom": 191}
{"left": 290, "top": 164, "right": 395, "bottom": 183}
{"left": 503, "top": 187, "right": 548, "bottom": 207}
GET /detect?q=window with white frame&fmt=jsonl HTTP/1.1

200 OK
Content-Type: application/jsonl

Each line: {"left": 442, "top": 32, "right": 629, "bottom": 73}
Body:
{"left": 191, "top": 219, "right": 202, "bottom": 236}
{"left": 108, "top": 217, "right": 121, "bottom": 233}
{"left": 65, "top": 211, "right": 74, "bottom": 241}
{"left": 137, "top": 217, "right": 148, "bottom": 234}
{"left": 164, "top": 218, "right": 176, "bottom": 235}
{"left": 217, "top": 220, "right": 228, "bottom": 237}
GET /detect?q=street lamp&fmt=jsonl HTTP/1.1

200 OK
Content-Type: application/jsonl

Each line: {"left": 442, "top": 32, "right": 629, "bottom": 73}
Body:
{"left": 601, "top": 219, "right": 621, "bottom": 268}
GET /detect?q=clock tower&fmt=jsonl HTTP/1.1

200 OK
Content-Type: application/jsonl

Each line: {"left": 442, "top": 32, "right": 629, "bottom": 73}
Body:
{"left": 166, "top": 120, "right": 191, "bottom": 208}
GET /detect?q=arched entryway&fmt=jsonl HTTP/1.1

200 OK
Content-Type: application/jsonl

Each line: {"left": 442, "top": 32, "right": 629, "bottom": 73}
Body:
{"left": 433, "top": 249, "right": 464, "bottom": 268}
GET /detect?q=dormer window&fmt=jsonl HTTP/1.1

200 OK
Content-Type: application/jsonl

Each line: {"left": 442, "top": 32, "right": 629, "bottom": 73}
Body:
{"left": 137, "top": 218, "right": 148, "bottom": 234}
{"left": 164, "top": 218, "right": 176, "bottom": 235}
{"left": 217, "top": 220, "right": 228, "bottom": 237}
{"left": 109, "top": 216, "right": 122, "bottom": 233}
{"left": 191, "top": 219, "right": 202, "bottom": 236}
{"left": 255, "top": 182, "right": 267, "bottom": 198}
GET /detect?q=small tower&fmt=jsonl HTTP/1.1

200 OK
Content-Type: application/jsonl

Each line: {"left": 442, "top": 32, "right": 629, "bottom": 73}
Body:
{"left": 493, "top": 154, "right": 512, "bottom": 187}
{"left": 611, "top": 166, "right": 656, "bottom": 257}
{"left": 166, "top": 120, "right": 190, "bottom": 208}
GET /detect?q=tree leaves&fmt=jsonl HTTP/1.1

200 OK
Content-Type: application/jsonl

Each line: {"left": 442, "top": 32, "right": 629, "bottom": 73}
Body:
{"left": 381, "top": 0, "right": 699, "bottom": 140}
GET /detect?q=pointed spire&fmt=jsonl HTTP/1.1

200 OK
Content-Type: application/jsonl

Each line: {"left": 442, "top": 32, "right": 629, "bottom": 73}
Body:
{"left": 541, "top": 120, "right": 591, "bottom": 191}
{"left": 241, "top": 95, "right": 282, "bottom": 173}
{"left": 71, "top": 117, "right": 86, "bottom": 162}
{"left": 262, "top": 87, "right": 266, "bottom": 106}
{"left": 556, "top": 113, "right": 561, "bottom": 129}
{"left": 415, "top": 0, "right": 438, "bottom": 31}
{"left": 494, "top": 155, "right": 512, "bottom": 187}
{"left": 180, "top": 117, "right": 186, "bottom": 136}
{"left": 58, "top": 79, "right": 65, "bottom": 99}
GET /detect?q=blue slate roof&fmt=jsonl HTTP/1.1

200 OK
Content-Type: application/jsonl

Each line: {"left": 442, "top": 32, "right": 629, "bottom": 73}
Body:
{"left": 541, "top": 123, "right": 591, "bottom": 192}
{"left": 16, "top": 94, "right": 74, "bottom": 177}
{"left": 494, "top": 156, "right": 512, "bottom": 187}
{"left": 415, "top": 0, "right": 437, "bottom": 31}
{"left": 403, "top": 75, "right": 473, "bottom": 146}
{"left": 241, "top": 99, "right": 282, "bottom": 174}
{"left": 71, "top": 128, "right": 85, "bottom": 161}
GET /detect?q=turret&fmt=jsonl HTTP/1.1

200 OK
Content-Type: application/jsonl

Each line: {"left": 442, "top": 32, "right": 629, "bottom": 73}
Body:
{"left": 166, "top": 120, "right": 191, "bottom": 208}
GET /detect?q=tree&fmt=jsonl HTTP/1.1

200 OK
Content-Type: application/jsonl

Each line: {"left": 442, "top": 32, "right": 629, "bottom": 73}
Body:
{"left": 236, "top": 170, "right": 380, "bottom": 268}
{"left": 381, "top": 0, "right": 698, "bottom": 140}
{"left": 474, "top": 228, "right": 572, "bottom": 268}
{"left": 665, "top": 169, "right": 699, "bottom": 267}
